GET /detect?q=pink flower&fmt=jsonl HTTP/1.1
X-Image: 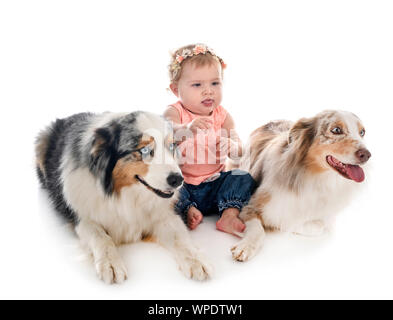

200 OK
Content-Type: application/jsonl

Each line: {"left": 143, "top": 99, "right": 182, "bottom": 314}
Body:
{"left": 181, "top": 49, "right": 192, "bottom": 57}
{"left": 176, "top": 55, "right": 184, "bottom": 63}
{"left": 193, "top": 45, "right": 207, "bottom": 55}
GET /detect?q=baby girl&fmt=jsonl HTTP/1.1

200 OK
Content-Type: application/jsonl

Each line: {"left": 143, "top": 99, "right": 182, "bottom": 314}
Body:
{"left": 164, "top": 44, "right": 255, "bottom": 236}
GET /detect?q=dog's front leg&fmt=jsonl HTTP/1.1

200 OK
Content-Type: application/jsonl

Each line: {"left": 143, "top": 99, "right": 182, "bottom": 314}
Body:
{"left": 231, "top": 205, "right": 266, "bottom": 262}
{"left": 75, "top": 219, "right": 128, "bottom": 284}
{"left": 153, "top": 215, "right": 213, "bottom": 281}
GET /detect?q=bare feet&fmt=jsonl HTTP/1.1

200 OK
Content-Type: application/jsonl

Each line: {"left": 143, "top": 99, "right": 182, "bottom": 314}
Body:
{"left": 187, "top": 207, "right": 203, "bottom": 230}
{"left": 216, "top": 208, "right": 245, "bottom": 237}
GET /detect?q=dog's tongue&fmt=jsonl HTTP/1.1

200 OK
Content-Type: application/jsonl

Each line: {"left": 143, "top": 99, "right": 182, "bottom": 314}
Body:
{"left": 345, "top": 164, "right": 365, "bottom": 183}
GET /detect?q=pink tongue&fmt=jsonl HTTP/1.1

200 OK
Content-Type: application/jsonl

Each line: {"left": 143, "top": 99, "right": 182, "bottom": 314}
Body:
{"left": 345, "top": 164, "right": 365, "bottom": 183}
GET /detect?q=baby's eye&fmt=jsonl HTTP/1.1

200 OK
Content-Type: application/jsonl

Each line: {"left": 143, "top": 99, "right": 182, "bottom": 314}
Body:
{"left": 212, "top": 81, "right": 221, "bottom": 86}
{"left": 192, "top": 83, "right": 201, "bottom": 87}
{"left": 360, "top": 128, "right": 365, "bottom": 137}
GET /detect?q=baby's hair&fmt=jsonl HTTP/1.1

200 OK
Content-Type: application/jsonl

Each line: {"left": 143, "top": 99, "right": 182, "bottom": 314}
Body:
{"left": 168, "top": 43, "right": 226, "bottom": 83}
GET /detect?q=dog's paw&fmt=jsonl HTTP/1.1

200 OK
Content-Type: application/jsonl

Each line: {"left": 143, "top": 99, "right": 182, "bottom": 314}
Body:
{"left": 95, "top": 255, "right": 128, "bottom": 284}
{"left": 178, "top": 253, "right": 213, "bottom": 281}
{"left": 231, "top": 239, "right": 260, "bottom": 262}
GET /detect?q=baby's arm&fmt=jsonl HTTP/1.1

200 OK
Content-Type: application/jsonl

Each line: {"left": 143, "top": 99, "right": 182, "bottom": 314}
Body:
{"left": 164, "top": 106, "right": 186, "bottom": 132}
{"left": 221, "top": 112, "right": 243, "bottom": 159}
{"left": 164, "top": 106, "right": 213, "bottom": 140}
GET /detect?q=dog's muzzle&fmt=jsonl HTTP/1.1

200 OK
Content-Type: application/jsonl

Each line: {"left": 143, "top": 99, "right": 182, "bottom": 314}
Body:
{"left": 135, "top": 173, "right": 183, "bottom": 199}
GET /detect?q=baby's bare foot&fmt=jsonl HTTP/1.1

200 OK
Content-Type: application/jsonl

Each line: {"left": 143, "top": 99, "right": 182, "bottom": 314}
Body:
{"left": 187, "top": 207, "right": 203, "bottom": 230}
{"left": 216, "top": 209, "right": 245, "bottom": 237}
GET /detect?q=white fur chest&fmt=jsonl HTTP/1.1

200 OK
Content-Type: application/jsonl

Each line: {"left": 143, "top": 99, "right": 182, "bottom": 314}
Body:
{"left": 261, "top": 172, "right": 359, "bottom": 231}
{"left": 62, "top": 166, "right": 174, "bottom": 245}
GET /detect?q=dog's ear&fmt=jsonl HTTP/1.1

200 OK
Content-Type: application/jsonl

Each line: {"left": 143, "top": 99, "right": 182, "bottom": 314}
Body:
{"left": 91, "top": 127, "right": 116, "bottom": 157}
{"left": 287, "top": 117, "right": 317, "bottom": 166}
{"left": 89, "top": 124, "right": 121, "bottom": 194}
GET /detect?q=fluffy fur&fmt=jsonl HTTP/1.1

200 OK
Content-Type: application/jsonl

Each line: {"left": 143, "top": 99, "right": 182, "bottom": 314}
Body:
{"left": 36, "top": 111, "right": 212, "bottom": 284}
{"left": 231, "top": 110, "right": 371, "bottom": 262}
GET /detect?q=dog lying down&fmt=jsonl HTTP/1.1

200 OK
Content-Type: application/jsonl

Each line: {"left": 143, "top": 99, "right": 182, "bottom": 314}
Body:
{"left": 231, "top": 110, "right": 371, "bottom": 262}
{"left": 35, "top": 111, "right": 212, "bottom": 284}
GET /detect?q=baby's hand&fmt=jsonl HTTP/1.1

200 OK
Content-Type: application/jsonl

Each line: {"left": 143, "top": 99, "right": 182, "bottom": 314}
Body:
{"left": 187, "top": 117, "right": 213, "bottom": 134}
{"left": 216, "top": 137, "right": 240, "bottom": 160}
{"left": 215, "top": 137, "right": 230, "bottom": 163}
{"left": 216, "top": 136, "right": 228, "bottom": 153}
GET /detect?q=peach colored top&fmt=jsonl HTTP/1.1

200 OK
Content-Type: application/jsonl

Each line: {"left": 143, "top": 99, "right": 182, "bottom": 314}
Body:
{"left": 171, "top": 101, "right": 228, "bottom": 185}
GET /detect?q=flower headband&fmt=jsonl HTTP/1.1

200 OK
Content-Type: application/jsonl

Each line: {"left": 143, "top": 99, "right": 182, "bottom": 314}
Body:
{"left": 170, "top": 44, "right": 226, "bottom": 80}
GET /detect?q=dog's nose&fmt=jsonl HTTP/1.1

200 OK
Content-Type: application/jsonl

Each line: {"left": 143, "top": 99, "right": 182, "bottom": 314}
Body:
{"left": 167, "top": 172, "right": 184, "bottom": 188}
{"left": 355, "top": 148, "right": 371, "bottom": 163}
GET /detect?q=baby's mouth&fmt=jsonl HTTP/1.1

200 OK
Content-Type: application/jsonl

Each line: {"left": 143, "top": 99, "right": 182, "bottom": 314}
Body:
{"left": 202, "top": 99, "right": 214, "bottom": 107}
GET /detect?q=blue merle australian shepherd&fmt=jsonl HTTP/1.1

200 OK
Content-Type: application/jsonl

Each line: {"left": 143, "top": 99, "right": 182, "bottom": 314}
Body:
{"left": 35, "top": 111, "right": 212, "bottom": 284}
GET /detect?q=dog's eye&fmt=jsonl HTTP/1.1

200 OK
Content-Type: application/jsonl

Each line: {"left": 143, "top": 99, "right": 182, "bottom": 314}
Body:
{"left": 139, "top": 146, "right": 153, "bottom": 158}
{"left": 331, "top": 127, "right": 343, "bottom": 135}
{"left": 360, "top": 128, "right": 365, "bottom": 137}
{"left": 169, "top": 142, "right": 176, "bottom": 152}
{"left": 169, "top": 142, "right": 180, "bottom": 157}
{"left": 140, "top": 146, "right": 150, "bottom": 154}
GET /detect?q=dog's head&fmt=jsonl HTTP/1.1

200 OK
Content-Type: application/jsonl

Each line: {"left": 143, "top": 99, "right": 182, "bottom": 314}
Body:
{"left": 288, "top": 110, "right": 371, "bottom": 183}
{"left": 89, "top": 112, "right": 183, "bottom": 198}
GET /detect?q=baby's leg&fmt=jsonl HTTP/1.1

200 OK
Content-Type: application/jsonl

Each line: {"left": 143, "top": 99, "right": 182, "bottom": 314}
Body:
{"left": 175, "top": 184, "right": 200, "bottom": 229}
{"left": 215, "top": 170, "right": 256, "bottom": 237}
{"left": 187, "top": 206, "right": 203, "bottom": 230}
{"left": 216, "top": 207, "right": 245, "bottom": 236}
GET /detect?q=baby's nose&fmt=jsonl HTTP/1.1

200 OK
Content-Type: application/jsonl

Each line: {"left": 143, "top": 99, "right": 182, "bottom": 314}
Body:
{"left": 203, "top": 85, "right": 213, "bottom": 95}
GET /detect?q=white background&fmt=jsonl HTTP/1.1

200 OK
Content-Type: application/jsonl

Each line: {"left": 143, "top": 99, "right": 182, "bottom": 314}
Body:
{"left": 0, "top": 0, "right": 392, "bottom": 299}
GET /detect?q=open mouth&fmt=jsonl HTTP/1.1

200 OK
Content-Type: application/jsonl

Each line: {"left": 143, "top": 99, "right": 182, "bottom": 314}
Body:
{"left": 202, "top": 99, "right": 214, "bottom": 107}
{"left": 135, "top": 175, "right": 174, "bottom": 198}
{"left": 326, "top": 155, "right": 365, "bottom": 183}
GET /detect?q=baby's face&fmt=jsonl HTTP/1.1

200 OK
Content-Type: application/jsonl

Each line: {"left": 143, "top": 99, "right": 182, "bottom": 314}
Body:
{"left": 172, "top": 61, "right": 223, "bottom": 116}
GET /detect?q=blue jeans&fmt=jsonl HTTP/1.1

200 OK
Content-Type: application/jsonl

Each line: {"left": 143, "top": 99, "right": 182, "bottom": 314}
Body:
{"left": 175, "top": 169, "right": 256, "bottom": 223}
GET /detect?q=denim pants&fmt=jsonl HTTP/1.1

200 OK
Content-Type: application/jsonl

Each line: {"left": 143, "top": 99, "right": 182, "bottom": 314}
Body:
{"left": 175, "top": 169, "right": 256, "bottom": 223}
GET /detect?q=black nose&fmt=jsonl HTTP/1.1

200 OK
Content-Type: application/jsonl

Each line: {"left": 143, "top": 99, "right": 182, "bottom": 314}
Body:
{"left": 355, "top": 148, "right": 371, "bottom": 163}
{"left": 167, "top": 172, "right": 184, "bottom": 188}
